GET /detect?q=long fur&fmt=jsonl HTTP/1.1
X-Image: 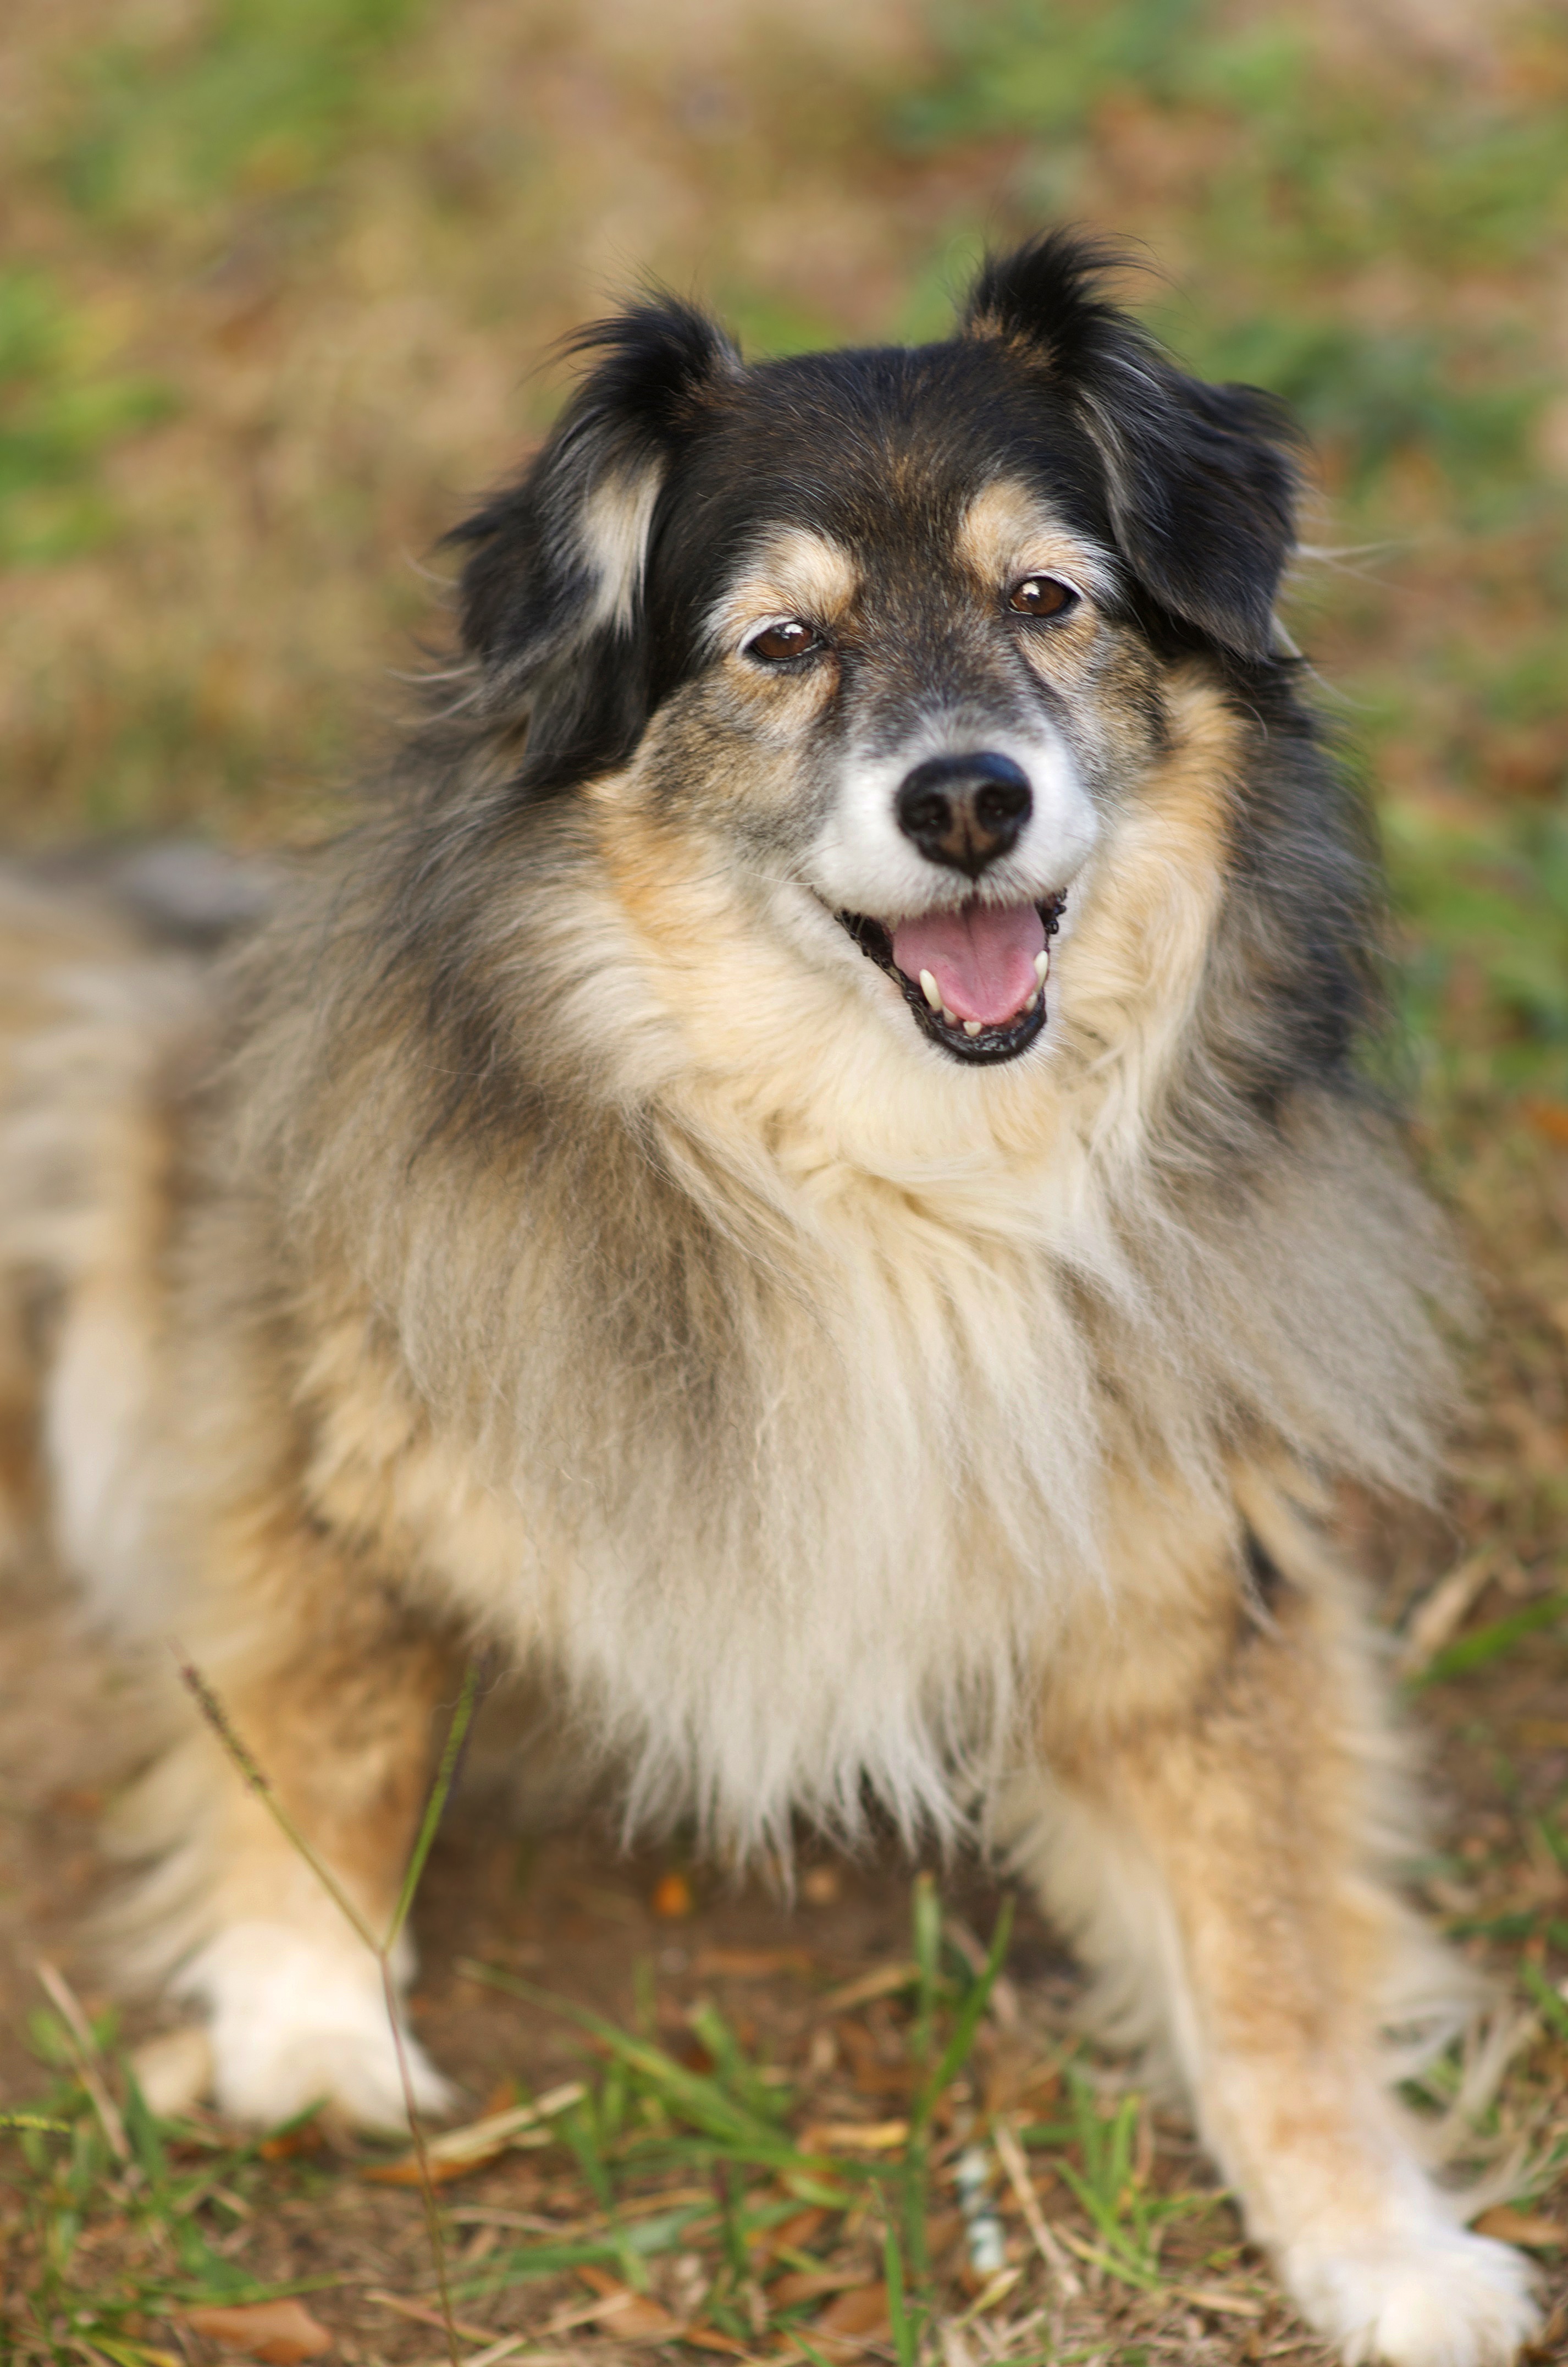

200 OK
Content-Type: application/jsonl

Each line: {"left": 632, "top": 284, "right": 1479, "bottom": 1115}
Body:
{"left": 0, "top": 234, "right": 1538, "bottom": 2364}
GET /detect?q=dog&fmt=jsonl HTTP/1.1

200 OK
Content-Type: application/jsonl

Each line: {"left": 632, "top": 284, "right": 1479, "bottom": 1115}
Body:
{"left": 0, "top": 233, "right": 1539, "bottom": 2365}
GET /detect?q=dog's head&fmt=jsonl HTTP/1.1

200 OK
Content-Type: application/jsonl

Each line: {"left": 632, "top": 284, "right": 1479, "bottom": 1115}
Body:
{"left": 449, "top": 233, "right": 1300, "bottom": 1069}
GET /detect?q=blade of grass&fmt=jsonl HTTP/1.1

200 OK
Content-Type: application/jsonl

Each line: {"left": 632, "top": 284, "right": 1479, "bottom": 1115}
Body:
{"left": 910, "top": 1871, "right": 941, "bottom": 2074}
{"left": 1406, "top": 1593, "right": 1568, "bottom": 1688}
{"left": 884, "top": 2218, "right": 919, "bottom": 2367}
{"left": 387, "top": 1659, "right": 483, "bottom": 1950}
{"left": 456, "top": 1961, "right": 819, "bottom": 2164}
{"left": 914, "top": 1895, "right": 1014, "bottom": 2122}
{"left": 34, "top": 1961, "right": 130, "bottom": 2164}
{"left": 1520, "top": 1959, "right": 1568, "bottom": 2044}
{"left": 455, "top": 2205, "right": 715, "bottom": 2294}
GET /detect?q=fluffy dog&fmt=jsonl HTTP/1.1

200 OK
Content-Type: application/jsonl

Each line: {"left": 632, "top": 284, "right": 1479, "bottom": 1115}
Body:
{"left": 0, "top": 234, "right": 1539, "bottom": 2364}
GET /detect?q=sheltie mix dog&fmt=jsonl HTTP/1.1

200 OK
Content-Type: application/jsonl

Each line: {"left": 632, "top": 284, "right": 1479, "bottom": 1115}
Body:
{"left": 0, "top": 234, "right": 1542, "bottom": 2362}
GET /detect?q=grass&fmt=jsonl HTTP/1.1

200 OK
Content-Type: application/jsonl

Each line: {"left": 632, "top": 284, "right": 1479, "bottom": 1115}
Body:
{"left": 3, "top": 1871, "right": 1198, "bottom": 2364}
{"left": 2, "top": 0, "right": 1567, "bottom": 2359}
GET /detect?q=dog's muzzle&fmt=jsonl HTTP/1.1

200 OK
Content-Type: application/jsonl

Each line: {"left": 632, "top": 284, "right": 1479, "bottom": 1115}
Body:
{"left": 894, "top": 752, "right": 1032, "bottom": 880}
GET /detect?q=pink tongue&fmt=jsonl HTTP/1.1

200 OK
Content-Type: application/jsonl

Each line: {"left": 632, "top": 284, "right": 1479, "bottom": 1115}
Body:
{"left": 890, "top": 900, "right": 1045, "bottom": 1026}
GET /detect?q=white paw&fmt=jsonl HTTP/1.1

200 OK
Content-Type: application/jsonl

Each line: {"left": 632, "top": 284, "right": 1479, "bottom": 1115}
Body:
{"left": 131, "top": 2025, "right": 214, "bottom": 2118}
{"left": 1282, "top": 2219, "right": 1539, "bottom": 2367}
{"left": 175, "top": 1920, "right": 457, "bottom": 2133}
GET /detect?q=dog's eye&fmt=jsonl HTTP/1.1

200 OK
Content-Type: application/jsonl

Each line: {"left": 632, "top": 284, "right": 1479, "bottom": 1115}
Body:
{"left": 744, "top": 619, "right": 825, "bottom": 664}
{"left": 1008, "top": 576, "right": 1078, "bottom": 620}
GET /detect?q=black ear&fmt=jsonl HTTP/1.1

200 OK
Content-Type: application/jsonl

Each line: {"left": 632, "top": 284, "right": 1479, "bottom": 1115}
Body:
{"left": 965, "top": 232, "right": 1300, "bottom": 660}
{"left": 447, "top": 296, "right": 741, "bottom": 792}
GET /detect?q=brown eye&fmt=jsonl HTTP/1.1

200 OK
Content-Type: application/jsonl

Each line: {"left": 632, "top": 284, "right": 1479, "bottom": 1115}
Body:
{"left": 745, "top": 618, "right": 825, "bottom": 664}
{"left": 1008, "top": 576, "right": 1077, "bottom": 619}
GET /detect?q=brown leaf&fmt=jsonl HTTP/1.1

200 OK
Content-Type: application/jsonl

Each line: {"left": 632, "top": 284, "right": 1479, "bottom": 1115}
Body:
{"left": 752, "top": 2205, "right": 828, "bottom": 2258}
{"left": 691, "top": 1945, "right": 815, "bottom": 1978}
{"left": 771, "top": 2269, "right": 864, "bottom": 2306}
{"left": 815, "top": 1964, "right": 917, "bottom": 2016}
{"left": 1522, "top": 1098, "right": 1568, "bottom": 1149}
{"left": 813, "top": 2281, "right": 891, "bottom": 2341}
{"left": 361, "top": 2079, "right": 586, "bottom": 2183}
{"left": 799, "top": 2117, "right": 908, "bottom": 2151}
{"left": 573, "top": 2270, "right": 682, "bottom": 2340}
{"left": 184, "top": 2301, "right": 333, "bottom": 2363}
{"left": 1473, "top": 2205, "right": 1564, "bottom": 2248}
{"left": 257, "top": 2117, "right": 324, "bottom": 2161}
{"left": 650, "top": 1870, "right": 694, "bottom": 1918}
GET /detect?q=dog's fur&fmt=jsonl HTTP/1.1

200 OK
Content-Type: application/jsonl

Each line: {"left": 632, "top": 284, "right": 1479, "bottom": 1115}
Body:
{"left": 0, "top": 236, "right": 1540, "bottom": 2363}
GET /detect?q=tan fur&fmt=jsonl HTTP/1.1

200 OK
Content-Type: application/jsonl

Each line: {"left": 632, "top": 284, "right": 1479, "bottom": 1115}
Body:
{"left": 0, "top": 516, "right": 1533, "bottom": 2358}
{"left": 953, "top": 478, "right": 1119, "bottom": 607}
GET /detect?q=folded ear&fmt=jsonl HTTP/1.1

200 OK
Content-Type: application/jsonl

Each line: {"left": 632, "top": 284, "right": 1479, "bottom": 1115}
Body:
{"left": 448, "top": 296, "right": 741, "bottom": 792}
{"left": 964, "top": 232, "right": 1300, "bottom": 660}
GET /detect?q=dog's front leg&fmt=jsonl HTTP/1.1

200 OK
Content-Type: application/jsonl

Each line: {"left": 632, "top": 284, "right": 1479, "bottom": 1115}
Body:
{"left": 1004, "top": 1501, "right": 1537, "bottom": 2367}
{"left": 113, "top": 1540, "right": 462, "bottom": 2133}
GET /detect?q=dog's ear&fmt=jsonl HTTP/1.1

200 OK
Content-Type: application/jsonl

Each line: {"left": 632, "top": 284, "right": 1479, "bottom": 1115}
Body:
{"left": 965, "top": 233, "right": 1300, "bottom": 660}
{"left": 448, "top": 296, "right": 741, "bottom": 790}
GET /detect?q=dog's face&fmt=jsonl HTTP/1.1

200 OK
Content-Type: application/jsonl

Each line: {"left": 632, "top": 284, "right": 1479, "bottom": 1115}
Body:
{"left": 453, "top": 236, "right": 1299, "bottom": 1070}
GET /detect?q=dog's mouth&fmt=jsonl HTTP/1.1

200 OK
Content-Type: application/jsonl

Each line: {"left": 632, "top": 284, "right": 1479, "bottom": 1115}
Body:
{"left": 837, "top": 894, "right": 1065, "bottom": 1065}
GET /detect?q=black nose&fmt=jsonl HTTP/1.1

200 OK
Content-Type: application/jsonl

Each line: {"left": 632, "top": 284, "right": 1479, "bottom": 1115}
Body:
{"left": 894, "top": 752, "right": 1033, "bottom": 878}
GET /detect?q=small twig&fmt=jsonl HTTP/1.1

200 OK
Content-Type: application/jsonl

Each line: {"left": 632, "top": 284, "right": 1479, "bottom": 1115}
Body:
{"left": 365, "top": 2290, "right": 497, "bottom": 2343}
{"left": 1393, "top": 1549, "right": 1495, "bottom": 1679}
{"left": 457, "top": 2337, "right": 531, "bottom": 2367}
{"left": 35, "top": 1959, "right": 130, "bottom": 2164}
{"left": 388, "top": 1655, "right": 485, "bottom": 1951}
{"left": 993, "top": 2118, "right": 1081, "bottom": 2299}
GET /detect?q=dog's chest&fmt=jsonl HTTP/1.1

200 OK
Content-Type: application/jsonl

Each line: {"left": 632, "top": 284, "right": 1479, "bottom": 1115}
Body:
{"left": 306, "top": 1203, "right": 1104, "bottom": 1847}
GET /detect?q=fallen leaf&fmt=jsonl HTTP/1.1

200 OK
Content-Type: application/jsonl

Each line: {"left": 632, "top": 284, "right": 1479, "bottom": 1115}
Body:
{"left": 771, "top": 2269, "right": 865, "bottom": 2306}
{"left": 1522, "top": 1098, "right": 1568, "bottom": 1149}
{"left": 815, "top": 1963, "right": 917, "bottom": 2016}
{"left": 1178, "top": 2286, "right": 1265, "bottom": 2318}
{"left": 184, "top": 2301, "right": 332, "bottom": 2363}
{"left": 1393, "top": 1550, "right": 1495, "bottom": 1678}
{"left": 799, "top": 2118, "right": 908, "bottom": 2151}
{"left": 1474, "top": 2205, "right": 1564, "bottom": 2248}
{"left": 651, "top": 1870, "right": 694, "bottom": 1918}
{"left": 362, "top": 2079, "right": 585, "bottom": 2183}
{"left": 691, "top": 1945, "right": 814, "bottom": 1978}
{"left": 363, "top": 2289, "right": 496, "bottom": 2343}
{"left": 812, "top": 2282, "right": 891, "bottom": 2347}
{"left": 575, "top": 2267, "right": 683, "bottom": 2338}
{"left": 751, "top": 2205, "right": 828, "bottom": 2258}
{"left": 960, "top": 2265, "right": 1022, "bottom": 2311}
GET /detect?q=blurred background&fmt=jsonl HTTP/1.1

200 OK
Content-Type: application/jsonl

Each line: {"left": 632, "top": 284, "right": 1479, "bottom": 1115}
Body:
{"left": 0, "top": 0, "right": 1563, "bottom": 1427}
{"left": 3, "top": 0, "right": 1566, "bottom": 1124}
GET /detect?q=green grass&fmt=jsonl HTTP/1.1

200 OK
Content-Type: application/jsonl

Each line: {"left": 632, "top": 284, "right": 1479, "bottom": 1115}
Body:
{"left": 1, "top": 1881, "right": 1081, "bottom": 2360}
{"left": 0, "top": 266, "right": 173, "bottom": 565}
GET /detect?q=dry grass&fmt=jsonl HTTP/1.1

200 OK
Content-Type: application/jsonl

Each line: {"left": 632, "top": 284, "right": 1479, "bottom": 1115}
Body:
{"left": 2, "top": 1, "right": 1567, "bottom": 2360}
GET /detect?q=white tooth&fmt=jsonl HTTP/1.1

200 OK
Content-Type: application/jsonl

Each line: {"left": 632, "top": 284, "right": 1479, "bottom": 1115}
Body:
{"left": 941, "top": 1006, "right": 958, "bottom": 1027}
{"left": 963, "top": 1020, "right": 982, "bottom": 1037}
{"left": 1024, "top": 987, "right": 1039, "bottom": 1011}
{"left": 919, "top": 968, "right": 942, "bottom": 1012}
{"left": 1034, "top": 949, "right": 1050, "bottom": 986}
